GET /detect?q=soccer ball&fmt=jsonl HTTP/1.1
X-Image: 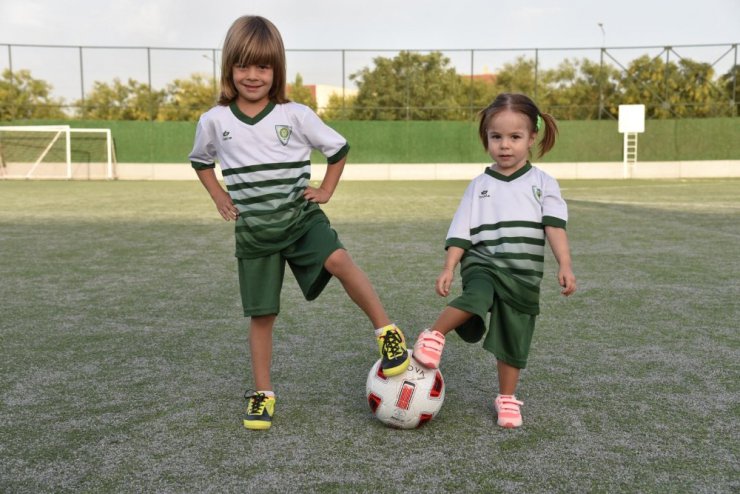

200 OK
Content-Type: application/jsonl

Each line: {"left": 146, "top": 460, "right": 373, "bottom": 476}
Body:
{"left": 366, "top": 350, "right": 445, "bottom": 429}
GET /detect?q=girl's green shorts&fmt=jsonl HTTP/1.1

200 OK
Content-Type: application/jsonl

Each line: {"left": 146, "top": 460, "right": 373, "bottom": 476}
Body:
{"left": 237, "top": 221, "right": 343, "bottom": 317}
{"left": 449, "top": 269, "right": 537, "bottom": 369}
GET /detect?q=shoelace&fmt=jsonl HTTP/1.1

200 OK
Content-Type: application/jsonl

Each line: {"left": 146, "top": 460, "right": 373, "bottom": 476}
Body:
{"left": 382, "top": 330, "right": 404, "bottom": 359}
{"left": 245, "top": 391, "right": 267, "bottom": 414}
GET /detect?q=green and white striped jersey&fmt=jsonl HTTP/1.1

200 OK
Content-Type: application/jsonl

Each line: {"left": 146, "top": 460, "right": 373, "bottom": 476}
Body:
{"left": 446, "top": 162, "right": 568, "bottom": 290}
{"left": 189, "top": 101, "right": 349, "bottom": 258}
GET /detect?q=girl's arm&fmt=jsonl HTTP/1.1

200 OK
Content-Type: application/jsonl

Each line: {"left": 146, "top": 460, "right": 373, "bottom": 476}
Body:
{"left": 303, "top": 156, "right": 346, "bottom": 204}
{"left": 544, "top": 226, "right": 577, "bottom": 296}
{"left": 436, "top": 246, "right": 465, "bottom": 297}
{"left": 195, "top": 168, "right": 238, "bottom": 221}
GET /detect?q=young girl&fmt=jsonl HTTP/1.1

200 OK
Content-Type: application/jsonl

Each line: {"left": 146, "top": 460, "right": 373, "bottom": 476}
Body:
{"left": 413, "top": 93, "right": 576, "bottom": 428}
{"left": 189, "top": 15, "right": 409, "bottom": 431}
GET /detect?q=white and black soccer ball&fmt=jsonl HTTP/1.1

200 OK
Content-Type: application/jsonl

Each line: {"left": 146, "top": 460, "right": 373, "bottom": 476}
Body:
{"left": 366, "top": 350, "right": 445, "bottom": 429}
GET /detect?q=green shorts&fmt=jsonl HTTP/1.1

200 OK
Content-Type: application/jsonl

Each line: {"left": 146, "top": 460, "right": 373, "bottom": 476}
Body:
{"left": 237, "top": 220, "right": 344, "bottom": 317}
{"left": 449, "top": 271, "right": 536, "bottom": 369}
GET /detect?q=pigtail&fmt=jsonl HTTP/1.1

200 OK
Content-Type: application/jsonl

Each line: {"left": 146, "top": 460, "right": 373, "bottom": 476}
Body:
{"left": 536, "top": 112, "right": 558, "bottom": 158}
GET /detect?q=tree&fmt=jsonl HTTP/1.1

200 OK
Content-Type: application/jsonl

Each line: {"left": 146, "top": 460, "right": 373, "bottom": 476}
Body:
{"left": 672, "top": 59, "right": 725, "bottom": 117}
{"left": 538, "top": 58, "right": 621, "bottom": 120}
{"left": 617, "top": 54, "right": 724, "bottom": 118}
{"left": 287, "top": 73, "right": 317, "bottom": 111}
{"left": 489, "top": 56, "right": 538, "bottom": 97}
{"left": 76, "top": 78, "right": 165, "bottom": 120}
{"left": 0, "top": 69, "right": 66, "bottom": 120}
{"left": 463, "top": 74, "right": 499, "bottom": 117}
{"left": 159, "top": 73, "right": 217, "bottom": 121}
{"left": 719, "top": 64, "right": 739, "bottom": 116}
{"left": 349, "top": 51, "right": 468, "bottom": 120}
{"left": 320, "top": 92, "right": 355, "bottom": 120}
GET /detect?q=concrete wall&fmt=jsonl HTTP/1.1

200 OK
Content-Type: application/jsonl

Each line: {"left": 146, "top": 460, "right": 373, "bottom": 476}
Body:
{"left": 115, "top": 161, "right": 740, "bottom": 181}
{"left": 3, "top": 161, "right": 739, "bottom": 181}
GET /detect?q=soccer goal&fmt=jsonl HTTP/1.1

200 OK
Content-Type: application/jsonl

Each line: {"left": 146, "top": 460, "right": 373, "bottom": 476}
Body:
{"left": 0, "top": 125, "right": 116, "bottom": 180}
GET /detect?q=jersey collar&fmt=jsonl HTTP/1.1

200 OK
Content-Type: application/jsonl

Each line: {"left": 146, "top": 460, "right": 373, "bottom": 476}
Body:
{"left": 485, "top": 161, "right": 532, "bottom": 182}
{"left": 229, "top": 101, "right": 276, "bottom": 125}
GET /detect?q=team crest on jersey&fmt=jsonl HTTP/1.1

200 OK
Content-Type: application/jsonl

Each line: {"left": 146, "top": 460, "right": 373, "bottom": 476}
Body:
{"left": 532, "top": 186, "right": 542, "bottom": 203}
{"left": 275, "top": 125, "right": 292, "bottom": 146}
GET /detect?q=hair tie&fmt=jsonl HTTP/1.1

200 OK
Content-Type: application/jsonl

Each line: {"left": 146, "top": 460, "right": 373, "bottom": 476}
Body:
{"left": 536, "top": 114, "right": 544, "bottom": 132}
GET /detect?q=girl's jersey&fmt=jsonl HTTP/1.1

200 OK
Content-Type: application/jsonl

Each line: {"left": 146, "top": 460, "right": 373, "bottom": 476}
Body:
{"left": 189, "top": 101, "right": 349, "bottom": 258}
{"left": 446, "top": 162, "right": 568, "bottom": 289}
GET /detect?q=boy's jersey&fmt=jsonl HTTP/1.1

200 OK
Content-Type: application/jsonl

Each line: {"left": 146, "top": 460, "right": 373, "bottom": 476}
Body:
{"left": 446, "top": 162, "right": 567, "bottom": 289}
{"left": 189, "top": 101, "right": 349, "bottom": 258}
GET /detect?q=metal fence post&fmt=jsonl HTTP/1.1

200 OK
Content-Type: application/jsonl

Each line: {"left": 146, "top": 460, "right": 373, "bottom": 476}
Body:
{"left": 534, "top": 48, "right": 539, "bottom": 102}
{"left": 599, "top": 47, "right": 605, "bottom": 120}
{"left": 733, "top": 44, "right": 738, "bottom": 117}
{"left": 341, "top": 49, "right": 346, "bottom": 118}
{"left": 79, "top": 46, "right": 85, "bottom": 118}
{"left": 147, "top": 47, "right": 153, "bottom": 121}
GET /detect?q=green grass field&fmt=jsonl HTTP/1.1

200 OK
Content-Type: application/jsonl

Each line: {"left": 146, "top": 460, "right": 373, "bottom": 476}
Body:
{"left": 1, "top": 179, "right": 738, "bottom": 492}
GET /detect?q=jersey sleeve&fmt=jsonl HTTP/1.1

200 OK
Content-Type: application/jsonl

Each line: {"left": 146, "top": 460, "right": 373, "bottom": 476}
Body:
{"left": 541, "top": 175, "right": 568, "bottom": 229}
{"left": 445, "top": 181, "right": 475, "bottom": 250}
{"left": 189, "top": 115, "right": 217, "bottom": 169}
{"left": 298, "top": 107, "right": 349, "bottom": 164}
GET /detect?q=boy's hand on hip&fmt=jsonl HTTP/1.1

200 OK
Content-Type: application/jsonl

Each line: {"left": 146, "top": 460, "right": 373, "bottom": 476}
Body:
{"left": 304, "top": 186, "right": 331, "bottom": 204}
{"left": 213, "top": 190, "right": 238, "bottom": 221}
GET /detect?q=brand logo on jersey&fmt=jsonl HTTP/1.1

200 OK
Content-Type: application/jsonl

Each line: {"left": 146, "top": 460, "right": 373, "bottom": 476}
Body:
{"left": 479, "top": 190, "right": 491, "bottom": 199}
{"left": 222, "top": 131, "right": 232, "bottom": 141}
{"left": 532, "top": 186, "right": 542, "bottom": 203}
{"left": 275, "top": 125, "right": 292, "bottom": 146}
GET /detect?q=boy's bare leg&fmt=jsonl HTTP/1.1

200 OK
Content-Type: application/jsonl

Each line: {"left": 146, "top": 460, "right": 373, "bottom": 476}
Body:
{"left": 249, "top": 314, "right": 276, "bottom": 391}
{"left": 324, "top": 249, "right": 390, "bottom": 329}
{"left": 497, "top": 359, "right": 521, "bottom": 396}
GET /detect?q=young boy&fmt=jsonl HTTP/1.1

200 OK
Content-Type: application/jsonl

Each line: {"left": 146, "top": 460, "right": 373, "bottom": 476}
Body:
{"left": 189, "top": 15, "right": 409, "bottom": 430}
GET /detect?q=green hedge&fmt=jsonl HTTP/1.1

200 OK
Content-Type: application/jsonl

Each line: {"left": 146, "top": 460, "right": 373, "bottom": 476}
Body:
{"left": 10, "top": 117, "right": 740, "bottom": 163}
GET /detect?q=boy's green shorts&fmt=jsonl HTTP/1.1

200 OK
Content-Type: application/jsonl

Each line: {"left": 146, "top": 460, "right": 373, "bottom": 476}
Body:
{"left": 237, "top": 221, "right": 344, "bottom": 317}
{"left": 449, "top": 271, "right": 536, "bottom": 369}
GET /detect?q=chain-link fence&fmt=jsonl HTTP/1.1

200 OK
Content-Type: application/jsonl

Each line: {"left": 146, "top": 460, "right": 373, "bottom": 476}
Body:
{"left": 1, "top": 42, "right": 737, "bottom": 119}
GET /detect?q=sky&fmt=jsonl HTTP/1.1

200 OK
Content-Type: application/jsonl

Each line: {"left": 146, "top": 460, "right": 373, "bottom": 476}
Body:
{"left": 1, "top": 0, "right": 737, "bottom": 50}
{"left": 1, "top": 0, "right": 738, "bottom": 101}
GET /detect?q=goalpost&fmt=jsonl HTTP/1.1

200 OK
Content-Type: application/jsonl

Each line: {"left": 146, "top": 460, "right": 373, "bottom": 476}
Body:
{"left": 0, "top": 125, "right": 116, "bottom": 180}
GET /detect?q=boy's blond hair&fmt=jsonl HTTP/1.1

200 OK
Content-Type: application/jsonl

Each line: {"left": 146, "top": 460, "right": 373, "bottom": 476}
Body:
{"left": 218, "top": 16, "right": 289, "bottom": 106}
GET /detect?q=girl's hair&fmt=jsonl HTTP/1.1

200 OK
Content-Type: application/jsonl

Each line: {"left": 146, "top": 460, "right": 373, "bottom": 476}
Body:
{"left": 218, "top": 16, "right": 289, "bottom": 106}
{"left": 477, "top": 93, "right": 558, "bottom": 158}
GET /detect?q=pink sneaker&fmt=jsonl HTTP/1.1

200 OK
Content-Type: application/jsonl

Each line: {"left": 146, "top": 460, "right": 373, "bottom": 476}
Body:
{"left": 494, "top": 394, "right": 523, "bottom": 428}
{"left": 412, "top": 329, "right": 445, "bottom": 369}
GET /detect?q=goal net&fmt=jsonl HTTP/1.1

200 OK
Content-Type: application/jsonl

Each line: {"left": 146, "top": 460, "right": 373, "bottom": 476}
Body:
{"left": 0, "top": 125, "right": 116, "bottom": 179}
